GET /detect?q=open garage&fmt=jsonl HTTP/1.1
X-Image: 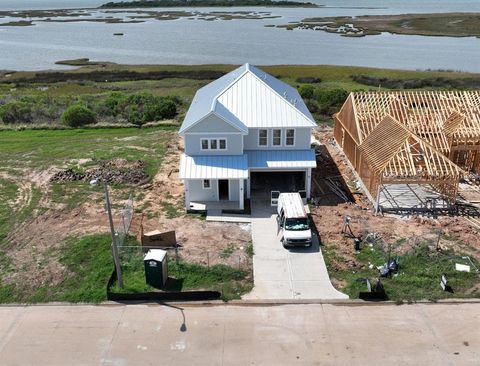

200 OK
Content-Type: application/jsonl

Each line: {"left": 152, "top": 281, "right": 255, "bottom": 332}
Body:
{"left": 249, "top": 171, "right": 306, "bottom": 198}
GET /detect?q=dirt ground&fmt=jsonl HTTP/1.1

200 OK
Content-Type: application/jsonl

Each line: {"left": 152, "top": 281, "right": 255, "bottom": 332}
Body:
{"left": 310, "top": 129, "right": 480, "bottom": 273}
{"left": 3, "top": 136, "right": 251, "bottom": 293}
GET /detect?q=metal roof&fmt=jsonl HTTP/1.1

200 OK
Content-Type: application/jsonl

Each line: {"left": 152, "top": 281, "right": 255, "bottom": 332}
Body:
{"left": 179, "top": 63, "right": 316, "bottom": 134}
{"left": 247, "top": 149, "right": 317, "bottom": 169}
{"left": 179, "top": 154, "right": 248, "bottom": 179}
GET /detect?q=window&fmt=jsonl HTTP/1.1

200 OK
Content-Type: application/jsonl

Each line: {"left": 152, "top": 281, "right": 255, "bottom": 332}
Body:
{"left": 202, "top": 179, "right": 211, "bottom": 189}
{"left": 201, "top": 138, "right": 226, "bottom": 150}
{"left": 286, "top": 129, "right": 295, "bottom": 146}
{"left": 272, "top": 129, "right": 282, "bottom": 146}
{"left": 258, "top": 129, "right": 267, "bottom": 146}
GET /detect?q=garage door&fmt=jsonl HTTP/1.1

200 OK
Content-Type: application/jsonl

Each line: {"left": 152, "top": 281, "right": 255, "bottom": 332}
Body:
{"left": 250, "top": 171, "right": 305, "bottom": 198}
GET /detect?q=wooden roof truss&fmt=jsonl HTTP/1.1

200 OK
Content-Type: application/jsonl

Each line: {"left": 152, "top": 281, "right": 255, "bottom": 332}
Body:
{"left": 352, "top": 91, "right": 480, "bottom": 155}
{"left": 359, "top": 115, "right": 461, "bottom": 183}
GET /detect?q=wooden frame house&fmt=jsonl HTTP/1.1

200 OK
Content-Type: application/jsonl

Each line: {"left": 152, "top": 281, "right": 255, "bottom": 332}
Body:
{"left": 334, "top": 91, "right": 480, "bottom": 212}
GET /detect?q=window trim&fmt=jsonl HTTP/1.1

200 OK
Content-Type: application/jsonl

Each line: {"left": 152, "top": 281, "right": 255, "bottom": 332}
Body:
{"left": 272, "top": 129, "right": 282, "bottom": 147}
{"left": 202, "top": 179, "right": 211, "bottom": 189}
{"left": 285, "top": 128, "right": 295, "bottom": 146}
{"left": 200, "top": 138, "right": 209, "bottom": 150}
{"left": 219, "top": 138, "right": 227, "bottom": 150}
{"left": 258, "top": 129, "right": 268, "bottom": 147}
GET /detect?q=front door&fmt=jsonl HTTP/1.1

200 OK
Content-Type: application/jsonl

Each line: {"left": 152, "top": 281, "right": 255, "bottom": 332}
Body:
{"left": 219, "top": 179, "right": 229, "bottom": 200}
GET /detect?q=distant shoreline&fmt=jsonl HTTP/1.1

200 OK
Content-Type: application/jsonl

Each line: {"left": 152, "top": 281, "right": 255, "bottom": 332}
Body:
{"left": 274, "top": 12, "right": 480, "bottom": 38}
{"left": 99, "top": 0, "right": 319, "bottom": 8}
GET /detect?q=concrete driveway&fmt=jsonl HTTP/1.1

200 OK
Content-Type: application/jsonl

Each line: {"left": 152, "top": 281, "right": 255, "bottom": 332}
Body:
{"left": 244, "top": 199, "right": 348, "bottom": 300}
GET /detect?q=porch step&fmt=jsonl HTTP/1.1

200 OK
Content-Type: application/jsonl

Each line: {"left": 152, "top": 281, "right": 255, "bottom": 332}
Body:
{"left": 206, "top": 209, "right": 251, "bottom": 223}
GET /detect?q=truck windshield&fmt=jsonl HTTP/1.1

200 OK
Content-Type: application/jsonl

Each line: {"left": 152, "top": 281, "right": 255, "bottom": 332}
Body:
{"left": 284, "top": 218, "right": 309, "bottom": 231}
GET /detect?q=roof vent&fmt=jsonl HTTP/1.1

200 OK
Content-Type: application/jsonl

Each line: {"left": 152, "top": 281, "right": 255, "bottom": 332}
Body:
{"left": 283, "top": 91, "right": 287, "bottom": 98}
{"left": 263, "top": 73, "right": 267, "bottom": 80}
{"left": 293, "top": 99, "right": 298, "bottom": 106}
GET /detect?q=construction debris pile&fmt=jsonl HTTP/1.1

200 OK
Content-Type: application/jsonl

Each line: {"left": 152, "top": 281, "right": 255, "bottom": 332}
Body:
{"left": 50, "top": 158, "right": 149, "bottom": 185}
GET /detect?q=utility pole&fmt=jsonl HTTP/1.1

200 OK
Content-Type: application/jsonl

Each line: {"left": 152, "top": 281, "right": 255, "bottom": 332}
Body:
{"left": 103, "top": 181, "right": 124, "bottom": 288}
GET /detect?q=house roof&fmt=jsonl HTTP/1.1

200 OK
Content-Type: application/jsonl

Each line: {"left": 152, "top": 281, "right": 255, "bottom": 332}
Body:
{"left": 179, "top": 154, "right": 248, "bottom": 180}
{"left": 179, "top": 63, "right": 316, "bottom": 134}
{"left": 247, "top": 149, "right": 317, "bottom": 169}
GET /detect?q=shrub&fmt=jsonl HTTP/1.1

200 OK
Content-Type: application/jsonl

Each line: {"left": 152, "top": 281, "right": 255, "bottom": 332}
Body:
{"left": 61, "top": 104, "right": 96, "bottom": 127}
{"left": 144, "top": 98, "right": 177, "bottom": 121}
{"left": 0, "top": 101, "right": 33, "bottom": 124}
{"left": 314, "top": 88, "right": 348, "bottom": 115}
{"left": 298, "top": 84, "right": 315, "bottom": 100}
{"left": 103, "top": 92, "right": 128, "bottom": 116}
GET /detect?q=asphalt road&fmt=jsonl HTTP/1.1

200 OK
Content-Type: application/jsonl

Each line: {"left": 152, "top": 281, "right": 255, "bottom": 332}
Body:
{"left": 0, "top": 302, "right": 478, "bottom": 365}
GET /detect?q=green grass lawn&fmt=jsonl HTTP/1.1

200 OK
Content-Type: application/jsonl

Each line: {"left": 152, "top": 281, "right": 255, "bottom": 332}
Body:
{"left": 0, "top": 233, "right": 251, "bottom": 303}
{"left": 117, "top": 242, "right": 252, "bottom": 301}
{"left": 323, "top": 240, "right": 480, "bottom": 301}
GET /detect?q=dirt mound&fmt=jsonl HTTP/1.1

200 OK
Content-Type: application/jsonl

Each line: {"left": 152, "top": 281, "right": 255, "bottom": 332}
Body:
{"left": 50, "top": 159, "right": 149, "bottom": 185}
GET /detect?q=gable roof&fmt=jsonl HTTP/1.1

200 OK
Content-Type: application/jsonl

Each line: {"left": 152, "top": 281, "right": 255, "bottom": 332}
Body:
{"left": 358, "top": 115, "right": 461, "bottom": 180}
{"left": 179, "top": 63, "right": 316, "bottom": 134}
{"left": 359, "top": 115, "right": 411, "bottom": 175}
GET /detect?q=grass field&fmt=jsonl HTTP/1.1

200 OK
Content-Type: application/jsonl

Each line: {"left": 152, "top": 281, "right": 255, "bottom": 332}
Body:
{"left": 0, "top": 233, "right": 251, "bottom": 303}
{"left": 3, "top": 63, "right": 480, "bottom": 128}
{"left": 0, "top": 127, "right": 174, "bottom": 302}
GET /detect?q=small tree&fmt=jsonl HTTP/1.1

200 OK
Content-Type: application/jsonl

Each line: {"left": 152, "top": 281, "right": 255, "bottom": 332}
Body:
{"left": 298, "top": 84, "right": 315, "bottom": 100}
{"left": 61, "top": 104, "right": 96, "bottom": 127}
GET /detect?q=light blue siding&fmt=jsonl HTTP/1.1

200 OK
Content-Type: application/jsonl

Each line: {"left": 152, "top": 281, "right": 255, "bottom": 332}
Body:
{"left": 184, "top": 134, "right": 243, "bottom": 155}
{"left": 188, "top": 179, "right": 218, "bottom": 201}
{"left": 187, "top": 179, "right": 242, "bottom": 202}
{"left": 187, "top": 114, "right": 241, "bottom": 133}
{"left": 229, "top": 179, "right": 239, "bottom": 200}
{"left": 243, "top": 128, "right": 311, "bottom": 150}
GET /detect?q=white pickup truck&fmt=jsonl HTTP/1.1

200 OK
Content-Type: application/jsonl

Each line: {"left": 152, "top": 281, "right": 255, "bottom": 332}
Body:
{"left": 276, "top": 192, "right": 312, "bottom": 248}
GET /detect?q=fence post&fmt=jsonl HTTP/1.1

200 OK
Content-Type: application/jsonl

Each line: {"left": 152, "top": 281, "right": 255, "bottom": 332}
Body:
{"left": 207, "top": 252, "right": 210, "bottom": 268}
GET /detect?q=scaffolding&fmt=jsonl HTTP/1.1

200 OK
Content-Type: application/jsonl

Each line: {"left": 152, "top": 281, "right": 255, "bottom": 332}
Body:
{"left": 334, "top": 91, "right": 480, "bottom": 213}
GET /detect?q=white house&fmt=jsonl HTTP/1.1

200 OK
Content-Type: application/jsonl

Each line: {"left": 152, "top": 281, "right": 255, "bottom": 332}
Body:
{"left": 179, "top": 63, "right": 317, "bottom": 210}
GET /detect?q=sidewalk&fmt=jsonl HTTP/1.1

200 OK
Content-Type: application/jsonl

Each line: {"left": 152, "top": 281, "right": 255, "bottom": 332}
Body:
{"left": 0, "top": 303, "right": 478, "bottom": 365}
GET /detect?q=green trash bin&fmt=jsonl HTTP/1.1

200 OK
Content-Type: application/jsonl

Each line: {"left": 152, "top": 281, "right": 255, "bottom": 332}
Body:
{"left": 144, "top": 249, "right": 168, "bottom": 289}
